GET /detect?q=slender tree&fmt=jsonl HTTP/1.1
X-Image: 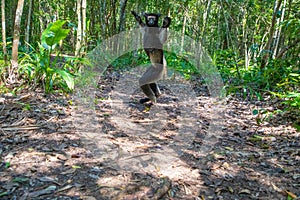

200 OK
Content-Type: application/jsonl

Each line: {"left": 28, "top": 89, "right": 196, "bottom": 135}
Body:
{"left": 11, "top": 0, "right": 25, "bottom": 62}
{"left": 111, "top": 0, "right": 117, "bottom": 35}
{"left": 201, "top": 0, "right": 212, "bottom": 45}
{"left": 25, "top": 0, "right": 33, "bottom": 51}
{"left": 261, "top": 0, "right": 283, "bottom": 68}
{"left": 75, "top": 0, "right": 87, "bottom": 56}
{"left": 273, "top": 0, "right": 287, "bottom": 58}
{"left": 1, "top": 0, "right": 8, "bottom": 65}
{"left": 118, "top": 0, "right": 128, "bottom": 32}
{"left": 82, "top": 0, "right": 86, "bottom": 49}
{"left": 242, "top": 7, "right": 250, "bottom": 69}
{"left": 100, "top": 0, "right": 107, "bottom": 38}
{"left": 180, "top": 14, "right": 187, "bottom": 53}
{"left": 75, "top": 0, "right": 83, "bottom": 56}
{"left": 10, "top": 0, "right": 25, "bottom": 82}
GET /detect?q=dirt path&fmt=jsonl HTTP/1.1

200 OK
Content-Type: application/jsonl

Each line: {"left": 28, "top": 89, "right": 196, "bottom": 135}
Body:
{"left": 0, "top": 68, "right": 299, "bottom": 199}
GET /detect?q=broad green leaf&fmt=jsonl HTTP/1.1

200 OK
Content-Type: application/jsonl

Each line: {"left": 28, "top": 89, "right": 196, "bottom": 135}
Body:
{"left": 41, "top": 20, "right": 70, "bottom": 50}
{"left": 289, "top": 73, "right": 299, "bottom": 77}
{"left": 55, "top": 69, "right": 74, "bottom": 90}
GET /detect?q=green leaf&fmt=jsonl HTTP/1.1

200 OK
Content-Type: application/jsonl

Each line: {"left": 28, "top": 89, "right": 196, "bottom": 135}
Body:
{"left": 0, "top": 191, "right": 9, "bottom": 197}
{"left": 252, "top": 109, "right": 259, "bottom": 115}
{"left": 255, "top": 92, "right": 263, "bottom": 101}
{"left": 5, "top": 162, "right": 10, "bottom": 168}
{"left": 256, "top": 118, "right": 261, "bottom": 126}
{"left": 41, "top": 20, "right": 70, "bottom": 50}
{"left": 13, "top": 177, "right": 30, "bottom": 183}
{"left": 22, "top": 103, "right": 31, "bottom": 111}
{"left": 289, "top": 73, "right": 300, "bottom": 77}
{"left": 286, "top": 92, "right": 300, "bottom": 98}
{"left": 55, "top": 69, "right": 74, "bottom": 90}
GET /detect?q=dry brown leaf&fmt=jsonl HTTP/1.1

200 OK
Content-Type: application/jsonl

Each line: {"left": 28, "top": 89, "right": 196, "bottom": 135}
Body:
{"left": 239, "top": 189, "right": 251, "bottom": 194}
{"left": 60, "top": 168, "right": 76, "bottom": 175}
{"left": 81, "top": 196, "right": 97, "bottom": 200}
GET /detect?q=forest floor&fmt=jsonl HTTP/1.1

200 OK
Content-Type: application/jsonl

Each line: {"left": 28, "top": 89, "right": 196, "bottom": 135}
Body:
{"left": 0, "top": 67, "right": 299, "bottom": 200}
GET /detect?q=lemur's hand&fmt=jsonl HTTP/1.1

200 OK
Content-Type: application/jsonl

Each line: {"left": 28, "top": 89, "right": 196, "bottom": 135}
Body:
{"left": 131, "top": 11, "right": 138, "bottom": 17}
{"left": 162, "top": 17, "right": 171, "bottom": 28}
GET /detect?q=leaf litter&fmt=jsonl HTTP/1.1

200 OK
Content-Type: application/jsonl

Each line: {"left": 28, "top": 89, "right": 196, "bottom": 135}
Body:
{"left": 0, "top": 68, "right": 299, "bottom": 199}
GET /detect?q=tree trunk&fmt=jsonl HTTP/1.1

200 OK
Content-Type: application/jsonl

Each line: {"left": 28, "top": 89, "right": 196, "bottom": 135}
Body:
{"left": 82, "top": 0, "right": 87, "bottom": 52}
{"left": 242, "top": 8, "right": 249, "bottom": 69}
{"left": 118, "top": 0, "right": 128, "bottom": 32}
{"left": 273, "top": 0, "right": 287, "bottom": 58}
{"left": 75, "top": 0, "right": 82, "bottom": 56}
{"left": 38, "top": 1, "right": 44, "bottom": 33}
{"left": 10, "top": 0, "right": 25, "bottom": 83}
{"left": 180, "top": 14, "right": 187, "bottom": 53}
{"left": 1, "top": 0, "right": 8, "bottom": 65}
{"left": 201, "top": 0, "right": 212, "bottom": 45}
{"left": 11, "top": 0, "right": 25, "bottom": 63}
{"left": 9, "top": 0, "right": 17, "bottom": 37}
{"left": 115, "top": 0, "right": 127, "bottom": 53}
{"left": 111, "top": 0, "right": 117, "bottom": 35}
{"left": 220, "top": 0, "right": 231, "bottom": 49}
{"left": 100, "top": 0, "right": 107, "bottom": 38}
{"left": 75, "top": 0, "right": 87, "bottom": 56}
{"left": 261, "top": 0, "right": 283, "bottom": 68}
{"left": 25, "top": 0, "right": 33, "bottom": 51}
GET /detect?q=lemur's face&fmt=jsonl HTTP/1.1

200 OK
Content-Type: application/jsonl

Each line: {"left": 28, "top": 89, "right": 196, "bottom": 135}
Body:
{"left": 143, "top": 13, "right": 161, "bottom": 27}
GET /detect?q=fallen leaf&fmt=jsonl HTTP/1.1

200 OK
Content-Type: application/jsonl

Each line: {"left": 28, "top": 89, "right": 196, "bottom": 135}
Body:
{"left": 81, "top": 196, "right": 97, "bottom": 200}
{"left": 38, "top": 176, "right": 60, "bottom": 185}
{"left": 228, "top": 186, "right": 234, "bottom": 193}
{"left": 57, "top": 184, "right": 74, "bottom": 192}
{"left": 225, "top": 146, "right": 234, "bottom": 151}
{"left": 57, "top": 154, "right": 68, "bottom": 161}
{"left": 239, "top": 189, "right": 251, "bottom": 194}
{"left": 222, "top": 162, "right": 230, "bottom": 169}
{"left": 13, "top": 177, "right": 29, "bottom": 183}
{"left": 0, "top": 191, "right": 9, "bottom": 197}
{"left": 60, "top": 168, "right": 76, "bottom": 175}
{"left": 28, "top": 185, "right": 56, "bottom": 198}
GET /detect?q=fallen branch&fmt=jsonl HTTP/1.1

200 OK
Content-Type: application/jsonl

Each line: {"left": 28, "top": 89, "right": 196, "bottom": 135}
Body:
{"left": 0, "top": 125, "right": 40, "bottom": 131}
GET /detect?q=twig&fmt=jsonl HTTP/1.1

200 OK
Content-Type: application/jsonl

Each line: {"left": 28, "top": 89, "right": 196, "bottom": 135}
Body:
{"left": 0, "top": 125, "right": 40, "bottom": 131}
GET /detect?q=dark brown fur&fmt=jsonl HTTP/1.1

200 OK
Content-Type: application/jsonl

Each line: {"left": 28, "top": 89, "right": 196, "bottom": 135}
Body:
{"left": 132, "top": 11, "right": 171, "bottom": 103}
